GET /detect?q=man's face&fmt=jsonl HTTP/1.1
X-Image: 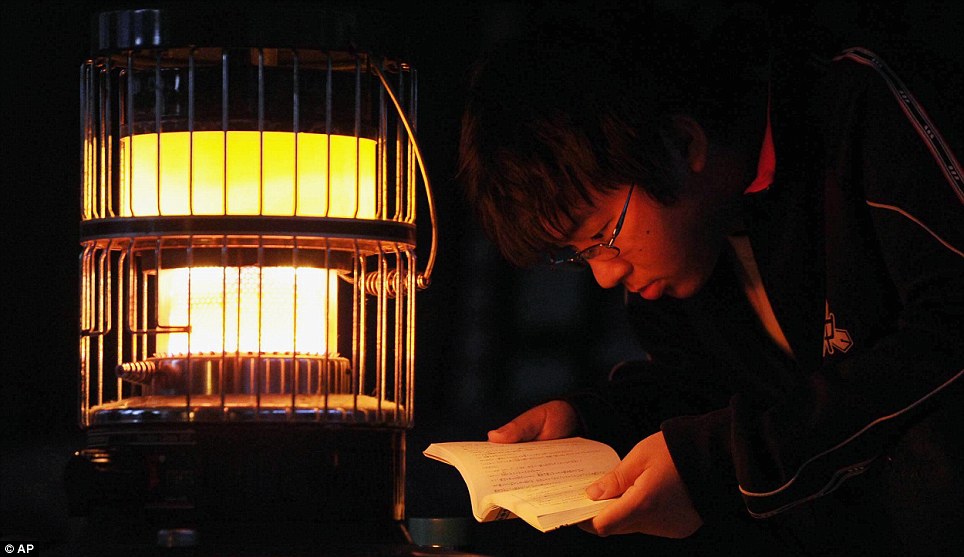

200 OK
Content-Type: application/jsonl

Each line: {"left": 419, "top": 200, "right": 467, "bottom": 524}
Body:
{"left": 565, "top": 183, "right": 729, "bottom": 300}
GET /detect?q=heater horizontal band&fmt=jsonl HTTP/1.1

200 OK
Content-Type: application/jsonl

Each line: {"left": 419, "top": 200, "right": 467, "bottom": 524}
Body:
{"left": 93, "top": 8, "right": 402, "bottom": 59}
{"left": 80, "top": 216, "right": 417, "bottom": 245}
{"left": 89, "top": 393, "right": 405, "bottom": 425}
{"left": 132, "top": 246, "right": 359, "bottom": 270}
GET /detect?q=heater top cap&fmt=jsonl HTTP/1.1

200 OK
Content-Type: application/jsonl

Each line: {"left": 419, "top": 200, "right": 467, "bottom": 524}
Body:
{"left": 92, "top": 3, "right": 409, "bottom": 58}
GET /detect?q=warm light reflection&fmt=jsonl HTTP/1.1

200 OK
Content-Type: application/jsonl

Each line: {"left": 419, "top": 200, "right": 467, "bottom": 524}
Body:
{"left": 155, "top": 266, "right": 339, "bottom": 356}
{"left": 119, "top": 131, "right": 377, "bottom": 217}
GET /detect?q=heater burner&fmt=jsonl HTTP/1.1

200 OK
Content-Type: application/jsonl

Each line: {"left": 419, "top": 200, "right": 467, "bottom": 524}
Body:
{"left": 114, "top": 353, "right": 353, "bottom": 400}
{"left": 68, "top": 6, "right": 437, "bottom": 552}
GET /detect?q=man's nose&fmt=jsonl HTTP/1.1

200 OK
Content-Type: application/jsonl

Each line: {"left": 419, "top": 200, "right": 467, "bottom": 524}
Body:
{"left": 589, "top": 258, "right": 631, "bottom": 289}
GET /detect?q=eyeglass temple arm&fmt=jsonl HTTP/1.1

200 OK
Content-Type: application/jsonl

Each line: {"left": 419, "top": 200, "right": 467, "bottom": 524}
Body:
{"left": 607, "top": 184, "right": 635, "bottom": 247}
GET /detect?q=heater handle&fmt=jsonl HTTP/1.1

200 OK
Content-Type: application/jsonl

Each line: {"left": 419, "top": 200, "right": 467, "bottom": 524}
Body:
{"left": 370, "top": 59, "right": 436, "bottom": 291}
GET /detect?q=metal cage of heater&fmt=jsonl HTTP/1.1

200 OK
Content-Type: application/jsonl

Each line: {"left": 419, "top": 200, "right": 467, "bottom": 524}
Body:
{"left": 71, "top": 8, "right": 435, "bottom": 541}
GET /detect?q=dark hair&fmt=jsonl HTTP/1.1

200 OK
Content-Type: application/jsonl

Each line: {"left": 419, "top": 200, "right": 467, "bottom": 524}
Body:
{"left": 457, "top": 4, "right": 770, "bottom": 267}
{"left": 457, "top": 7, "right": 703, "bottom": 267}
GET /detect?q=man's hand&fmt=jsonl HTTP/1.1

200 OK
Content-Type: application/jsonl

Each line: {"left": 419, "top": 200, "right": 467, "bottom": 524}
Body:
{"left": 580, "top": 431, "right": 702, "bottom": 538}
{"left": 487, "top": 400, "right": 579, "bottom": 443}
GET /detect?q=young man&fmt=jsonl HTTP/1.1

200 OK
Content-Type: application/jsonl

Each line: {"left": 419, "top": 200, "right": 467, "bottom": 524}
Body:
{"left": 457, "top": 5, "right": 963, "bottom": 555}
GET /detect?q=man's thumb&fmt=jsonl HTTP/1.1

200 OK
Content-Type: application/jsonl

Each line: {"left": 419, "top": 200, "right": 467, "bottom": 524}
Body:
{"left": 586, "top": 468, "right": 628, "bottom": 500}
{"left": 487, "top": 422, "right": 524, "bottom": 443}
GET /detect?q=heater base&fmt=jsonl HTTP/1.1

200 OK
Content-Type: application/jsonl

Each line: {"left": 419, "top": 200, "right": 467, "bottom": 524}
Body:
{"left": 65, "top": 423, "right": 411, "bottom": 554}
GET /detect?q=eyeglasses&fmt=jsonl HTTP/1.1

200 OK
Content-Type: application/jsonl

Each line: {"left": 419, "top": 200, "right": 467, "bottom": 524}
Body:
{"left": 547, "top": 184, "right": 635, "bottom": 267}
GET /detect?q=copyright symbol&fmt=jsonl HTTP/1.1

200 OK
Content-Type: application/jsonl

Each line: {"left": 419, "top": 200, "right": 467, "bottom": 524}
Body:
{"left": 4, "top": 544, "right": 13, "bottom": 554}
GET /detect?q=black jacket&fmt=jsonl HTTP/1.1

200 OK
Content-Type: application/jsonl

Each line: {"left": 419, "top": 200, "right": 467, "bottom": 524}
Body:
{"left": 567, "top": 46, "right": 964, "bottom": 554}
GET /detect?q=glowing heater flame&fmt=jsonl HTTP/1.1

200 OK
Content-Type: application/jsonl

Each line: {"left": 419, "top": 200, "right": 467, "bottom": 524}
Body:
{"left": 156, "top": 266, "right": 340, "bottom": 357}
{"left": 120, "top": 131, "right": 377, "bottom": 218}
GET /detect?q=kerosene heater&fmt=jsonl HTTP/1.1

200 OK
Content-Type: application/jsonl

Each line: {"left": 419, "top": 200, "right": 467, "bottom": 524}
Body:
{"left": 65, "top": 6, "right": 436, "bottom": 552}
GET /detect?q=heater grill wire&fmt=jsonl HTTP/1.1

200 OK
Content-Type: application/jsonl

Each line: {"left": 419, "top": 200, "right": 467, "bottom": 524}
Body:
{"left": 79, "top": 45, "right": 424, "bottom": 428}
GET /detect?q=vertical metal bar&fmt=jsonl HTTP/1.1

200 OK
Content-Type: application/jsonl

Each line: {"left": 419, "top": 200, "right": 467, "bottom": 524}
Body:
{"left": 95, "top": 245, "right": 109, "bottom": 406}
{"left": 98, "top": 61, "right": 108, "bottom": 219}
{"left": 188, "top": 49, "right": 196, "bottom": 215}
{"left": 98, "top": 62, "right": 109, "bottom": 219}
{"left": 104, "top": 240, "right": 113, "bottom": 336}
{"left": 184, "top": 239, "right": 193, "bottom": 408}
{"left": 95, "top": 62, "right": 103, "bottom": 218}
{"left": 352, "top": 240, "right": 363, "bottom": 405}
{"left": 376, "top": 247, "right": 386, "bottom": 417}
{"left": 125, "top": 53, "right": 137, "bottom": 217}
{"left": 293, "top": 49, "right": 301, "bottom": 217}
{"left": 139, "top": 242, "right": 148, "bottom": 362}
{"left": 325, "top": 51, "right": 332, "bottom": 218}
{"left": 121, "top": 247, "right": 139, "bottom": 397}
{"left": 256, "top": 239, "right": 264, "bottom": 416}
{"left": 220, "top": 236, "right": 229, "bottom": 411}
{"left": 409, "top": 68, "right": 419, "bottom": 223}
{"left": 98, "top": 62, "right": 107, "bottom": 218}
{"left": 257, "top": 49, "right": 265, "bottom": 216}
{"left": 264, "top": 360, "right": 271, "bottom": 397}
{"left": 80, "top": 63, "right": 89, "bottom": 220}
{"left": 104, "top": 59, "right": 115, "bottom": 219}
{"left": 394, "top": 248, "right": 403, "bottom": 421}
{"left": 396, "top": 67, "right": 405, "bottom": 222}
{"left": 154, "top": 51, "right": 164, "bottom": 216}
{"left": 222, "top": 49, "right": 229, "bottom": 216}
{"left": 78, "top": 245, "right": 92, "bottom": 426}
{"left": 353, "top": 54, "right": 362, "bottom": 219}
{"left": 291, "top": 238, "right": 300, "bottom": 414}
{"left": 102, "top": 59, "right": 115, "bottom": 217}
{"left": 131, "top": 243, "right": 140, "bottom": 361}
{"left": 377, "top": 60, "right": 387, "bottom": 221}
{"left": 395, "top": 72, "right": 403, "bottom": 223}
{"left": 80, "top": 246, "right": 91, "bottom": 336}
{"left": 407, "top": 250, "right": 417, "bottom": 423}
{"left": 234, "top": 247, "right": 244, "bottom": 406}
{"left": 87, "top": 61, "right": 98, "bottom": 219}
{"left": 323, "top": 239, "right": 332, "bottom": 413}
{"left": 116, "top": 247, "right": 126, "bottom": 399}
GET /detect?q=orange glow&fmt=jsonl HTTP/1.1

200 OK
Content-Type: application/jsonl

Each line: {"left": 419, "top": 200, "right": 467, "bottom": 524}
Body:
{"left": 119, "top": 131, "right": 377, "bottom": 217}
{"left": 155, "top": 266, "right": 339, "bottom": 357}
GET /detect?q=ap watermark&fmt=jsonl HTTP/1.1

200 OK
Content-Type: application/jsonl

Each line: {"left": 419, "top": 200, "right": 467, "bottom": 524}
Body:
{"left": 3, "top": 544, "right": 34, "bottom": 554}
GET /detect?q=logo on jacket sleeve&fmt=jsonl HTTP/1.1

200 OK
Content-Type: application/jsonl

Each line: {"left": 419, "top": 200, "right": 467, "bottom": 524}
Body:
{"left": 823, "top": 300, "right": 853, "bottom": 357}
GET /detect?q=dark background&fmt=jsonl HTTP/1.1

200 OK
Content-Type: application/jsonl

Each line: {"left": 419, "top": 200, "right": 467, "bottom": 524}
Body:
{"left": 2, "top": 1, "right": 962, "bottom": 555}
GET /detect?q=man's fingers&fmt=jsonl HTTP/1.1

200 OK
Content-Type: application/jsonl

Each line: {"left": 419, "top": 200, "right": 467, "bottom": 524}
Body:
{"left": 585, "top": 432, "right": 703, "bottom": 539}
{"left": 487, "top": 410, "right": 543, "bottom": 443}
{"left": 487, "top": 400, "right": 579, "bottom": 443}
{"left": 586, "top": 466, "right": 633, "bottom": 500}
{"left": 586, "top": 438, "right": 651, "bottom": 499}
{"left": 487, "top": 420, "right": 530, "bottom": 443}
{"left": 587, "top": 482, "right": 649, "bottom": 536}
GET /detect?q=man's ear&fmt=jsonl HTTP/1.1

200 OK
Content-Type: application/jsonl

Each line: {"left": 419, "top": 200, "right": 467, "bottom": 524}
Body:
{"left": 669, "top": 115, "right": 708, "bottom": 173}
